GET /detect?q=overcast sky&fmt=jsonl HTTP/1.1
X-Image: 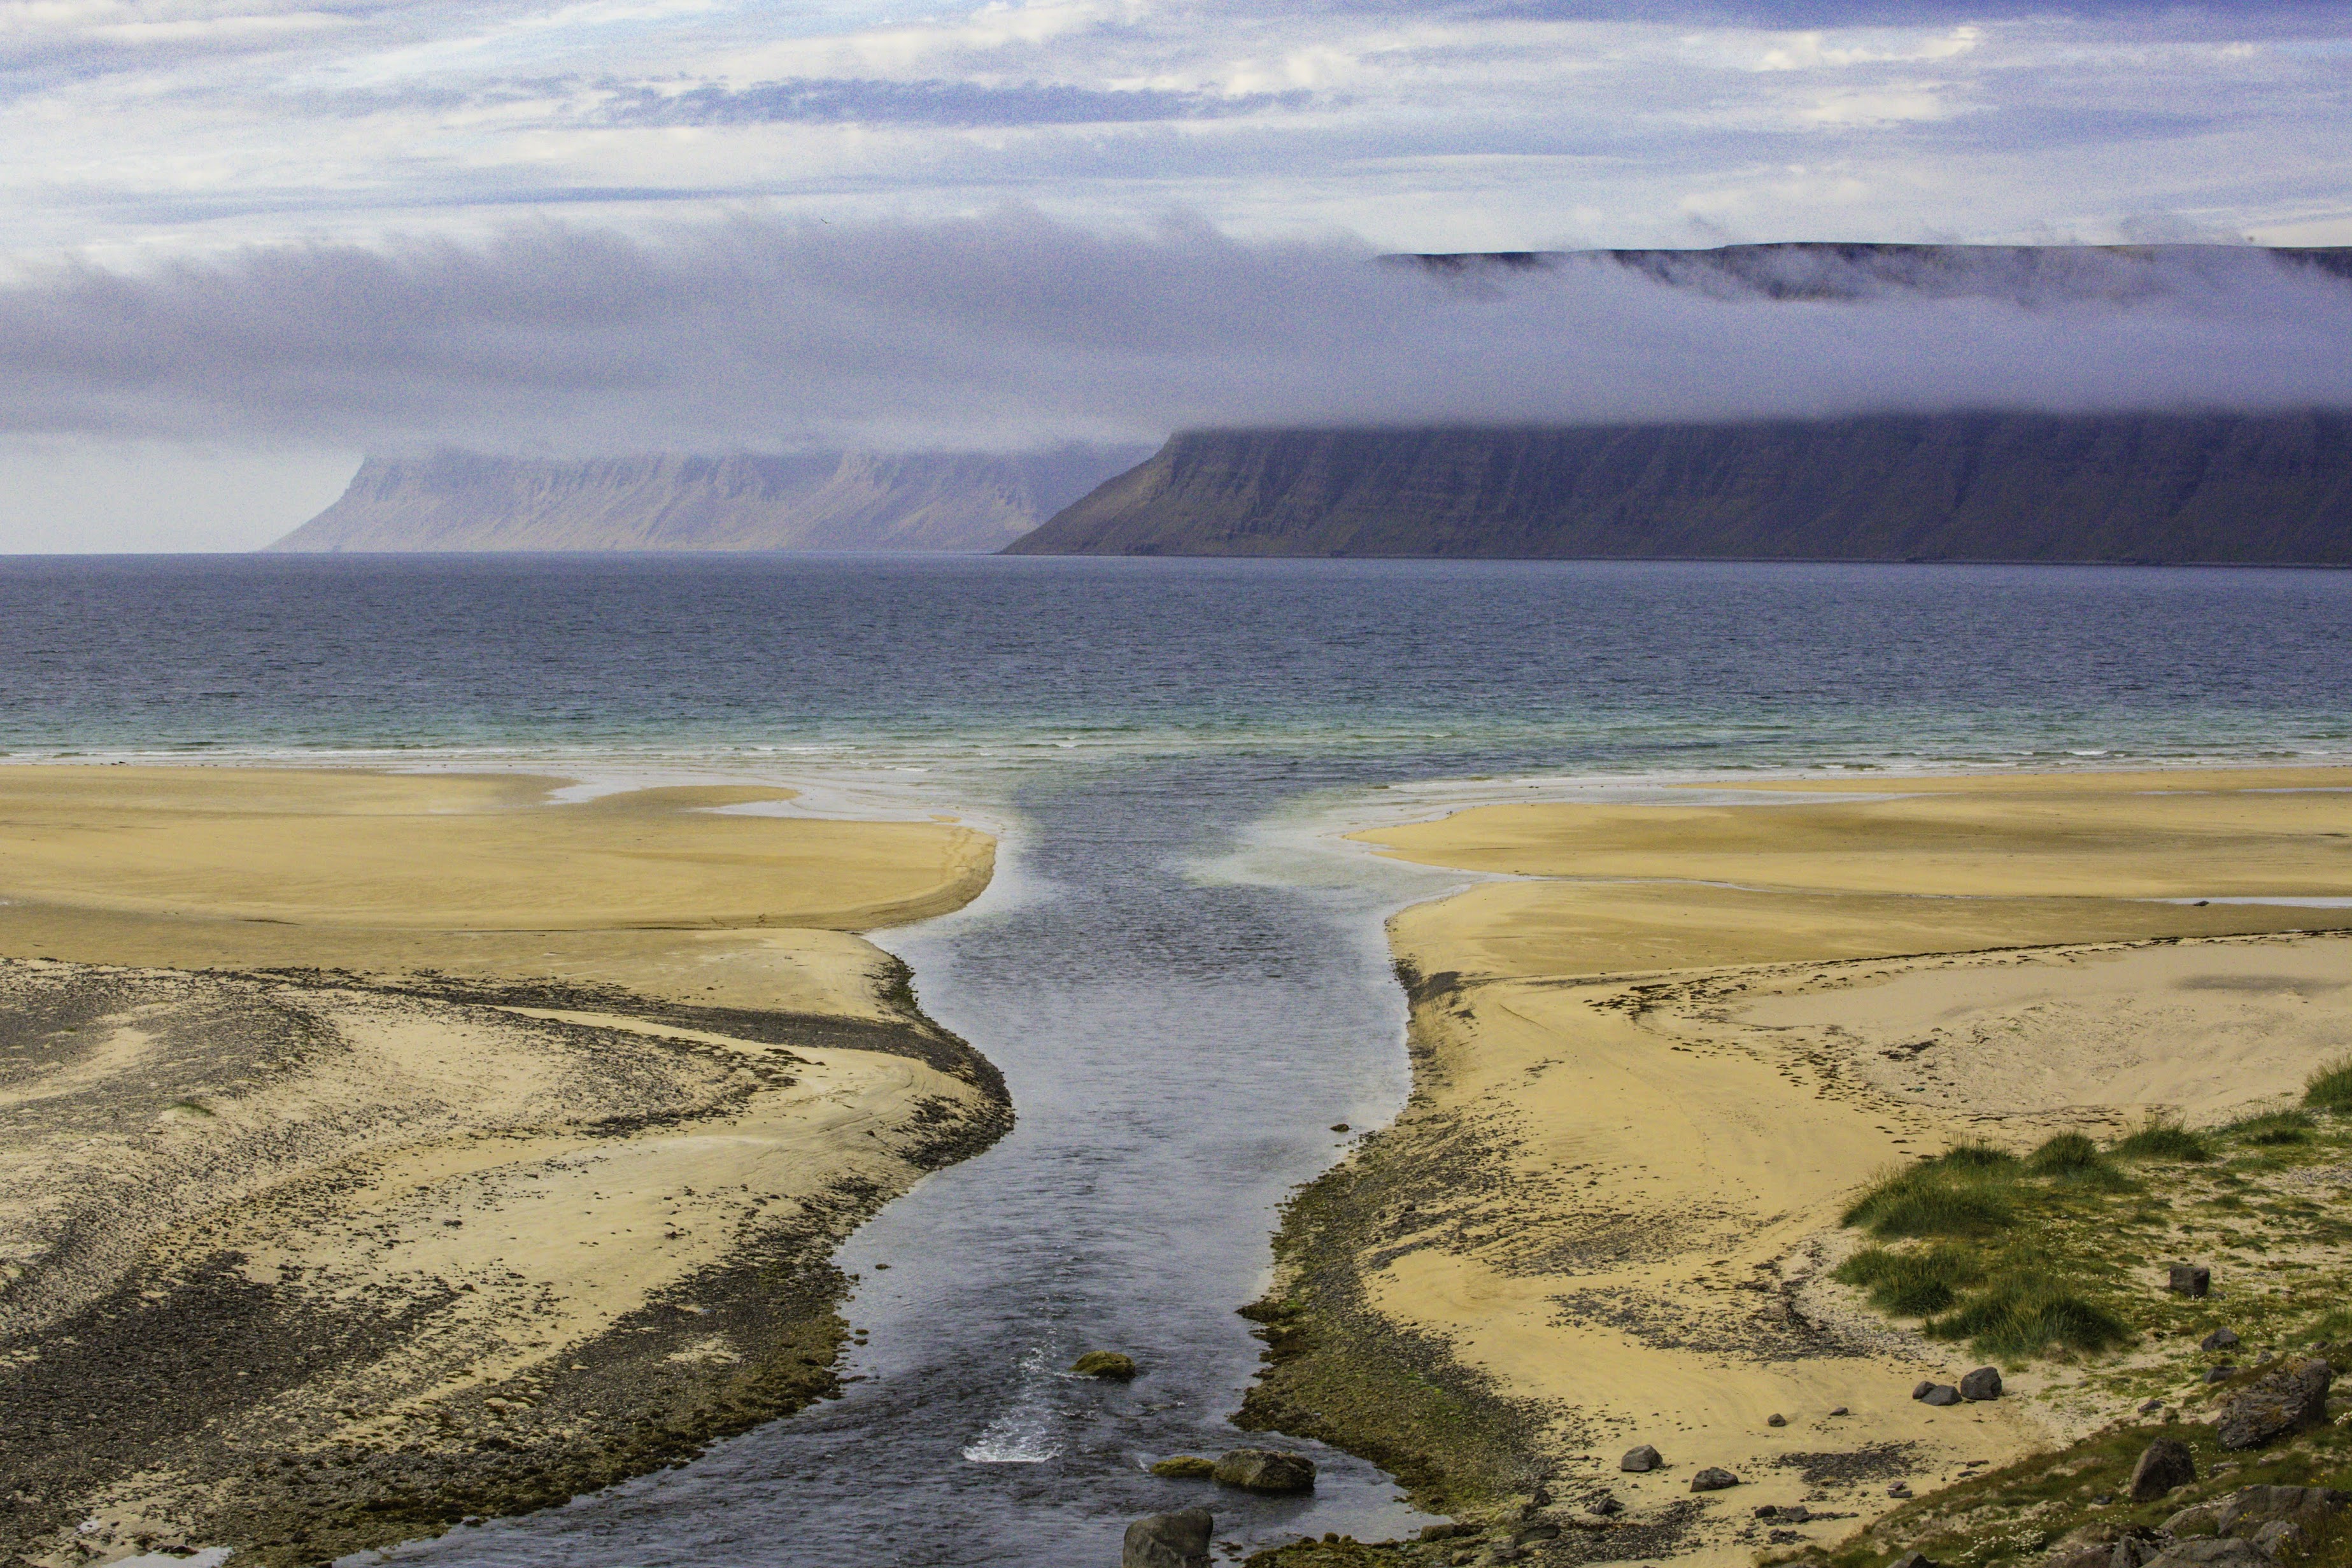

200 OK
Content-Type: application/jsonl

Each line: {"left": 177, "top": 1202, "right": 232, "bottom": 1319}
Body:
{"left": 3, "top": 0, "right": 2348, "bottom": 549}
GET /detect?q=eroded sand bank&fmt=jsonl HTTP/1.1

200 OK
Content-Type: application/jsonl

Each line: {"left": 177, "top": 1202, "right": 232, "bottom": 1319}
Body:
{"left": 1245, "top": 769, "right": 2352, "bottom": 1567}
{"left": 0, "top": 768, "right": 1003, "bottom": 1567}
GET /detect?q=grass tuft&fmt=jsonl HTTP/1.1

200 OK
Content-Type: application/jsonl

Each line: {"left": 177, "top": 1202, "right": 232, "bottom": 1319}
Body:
{"left": 2305, "top": 1057, "right": 2352, "bottom": 1113}
{"left": 1929, "top": 1273, "right": 2128, "bottom": 1357}
{"left": 2230, "top": 1110, "right": 2317, "bottom": 1147}
{"left": 1836, "top": 1244, "right": 1985, "bottom": 1317}
{"left": 1842, "top": 1164, "right": 2016, "bottom": 1238}
{"left": 2113, "top": 1118, "right": 2211, "bottom": 1162}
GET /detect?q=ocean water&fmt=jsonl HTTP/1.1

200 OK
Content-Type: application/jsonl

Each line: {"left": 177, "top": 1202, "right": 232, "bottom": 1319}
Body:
{"left": 7, "top": 554, "right": 2352, "bottom": 1567}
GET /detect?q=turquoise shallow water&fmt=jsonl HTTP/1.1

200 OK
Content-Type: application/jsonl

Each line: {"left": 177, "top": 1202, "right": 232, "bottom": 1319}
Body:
{"left": 10, "top": 554, "right": 2352, "bottom": 1565}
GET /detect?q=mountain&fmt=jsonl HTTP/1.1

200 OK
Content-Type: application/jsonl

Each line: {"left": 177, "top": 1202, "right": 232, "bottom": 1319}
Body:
{"left": 1004, "top": 414, "right": 2352, "bottom": 563}
{"left": 268, "top": 448, "right": 1148, "bottom": 553}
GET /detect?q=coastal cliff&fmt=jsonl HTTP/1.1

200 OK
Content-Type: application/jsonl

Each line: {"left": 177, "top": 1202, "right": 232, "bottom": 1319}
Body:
{"left": 1005, "top": 413, "right": 2352, "bottom": 563}
{"left": 271, "top": 447, "right": 1145, "bottom": 553}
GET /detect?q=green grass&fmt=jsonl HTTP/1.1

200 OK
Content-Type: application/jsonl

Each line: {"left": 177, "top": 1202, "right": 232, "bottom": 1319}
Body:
{"left": 2306, "top": 1056, "right": 2352, "bottom": 1112}
{"left": 2114, "top": 1118, "right": 2212, "bottom": 1162}
{"left": 2025, "top": 1133, "right": 2102, "bottom": 1173}
{"left": 1836, "top": 1244, "right": 1985, "bottom": 1316}
{"left": 2228, "top": 1110, "right": 2317, "bottom": 1146}
{"left": 1927, "top": 1273, "right": 2128, "bottom": 1357}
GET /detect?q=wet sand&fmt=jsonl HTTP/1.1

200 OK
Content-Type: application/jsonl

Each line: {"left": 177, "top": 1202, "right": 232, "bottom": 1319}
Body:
{"left": 0, "top": 767, "right": 1003, "bottom": 1567}
{"left": 1249, "top": 768, "right": 2352, "bottom": 1565}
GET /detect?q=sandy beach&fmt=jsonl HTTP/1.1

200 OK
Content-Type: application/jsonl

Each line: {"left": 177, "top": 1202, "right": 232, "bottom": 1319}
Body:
{"left": 0, "top": 767, "right": 1003, "bottom": 1567}
{"left": 1243, "top": 768, "right": 2352, "bottom": 1566}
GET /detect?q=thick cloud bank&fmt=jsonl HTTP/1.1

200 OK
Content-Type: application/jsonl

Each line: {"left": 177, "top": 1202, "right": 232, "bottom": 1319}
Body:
{"left": 2, "top": 213, "right": 2349, "bottom": 455}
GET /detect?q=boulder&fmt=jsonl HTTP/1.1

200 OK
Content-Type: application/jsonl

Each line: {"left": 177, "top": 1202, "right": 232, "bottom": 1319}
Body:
{"left": 2214, "top": 1360, "right": 2333, "bottom": 1450}
{"left": 2202, "top": 1329, "right": 2241, "bottom": 1353}
{"left": 2250, "top": 1522, "right": 2305, "bottom": 1558}
{"left": 2142, "top": 1539, "right": 2269, "bottom": 1568}
{"left": 1149, "top": 1456, "right": 1216, "bottom": 1479}
{"left": 1620, "top": 1444, "right": 1664, "bottom": 1472}
{"left": 1587, "top": 1495, "right": 1624, "bottom": 1516}
{"left": 2206, "top": 1366, "right": 2239, "bottom": 1385}
{"left": 2213, "top": 1485, "right": 2348, "bottom": 1537}
{"left": 1690, "top": 1467, "right": 1741, "bottom": 1492}
{"left": 2127, "top": 1438, "right": 2197, "bottom": 1502}
{"left": 1768, "top": 1413, "right": 1787, "bottom": 1427}
{"left": 1074, "top": 1351, "right": 1139, "bottom": 1380}
{"left": 1960, "top": 1367, "right": 2004, "bottom": 1401}
{"left": 1890, "top": 1552, "right": 1936, "bottom": 1568}
{"left": 1922, "top": 1385, "right": 1963, "bottom": 1406}
{"left": 2163, "top": 1485, "right": 2348, "bottom": 1541}
{"left": 2111, "top": 1537, "right": 2162, "bottom": 1568}
{"left": 1123, "top": 1508, "right": 1213, "bottom": 1568}
{"left": 1212, "top": 1448, "right": 1316, "bottom": 1494}
{"left": 1912, "top": 1381, "right": 1936, "bottom": 1401}
{"left": 2169, "top": 1265, "right": 2213, "bottom": 1299}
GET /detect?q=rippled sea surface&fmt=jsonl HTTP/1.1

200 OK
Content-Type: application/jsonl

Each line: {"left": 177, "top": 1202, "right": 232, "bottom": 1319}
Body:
{"left": 8, "top": 554, "right": 2351, "bottom": 1566}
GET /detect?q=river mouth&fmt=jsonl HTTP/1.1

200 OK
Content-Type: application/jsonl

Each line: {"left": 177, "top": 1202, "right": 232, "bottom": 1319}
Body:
{"left": 378, "top": 761, "right": 1466, "bottom": 1567}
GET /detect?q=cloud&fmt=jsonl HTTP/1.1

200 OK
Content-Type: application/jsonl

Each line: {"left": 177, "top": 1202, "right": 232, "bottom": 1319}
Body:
{"left": 595, "top": 76, "right": 1312, "bottom": 128}
{"left": 0, "top": 211, "right": 2346, "bottom": 456}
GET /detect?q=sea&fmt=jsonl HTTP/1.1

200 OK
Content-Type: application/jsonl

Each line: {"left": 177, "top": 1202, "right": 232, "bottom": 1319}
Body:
{"left": 5, "top": 553, "right": 2351, "bottom": 1567}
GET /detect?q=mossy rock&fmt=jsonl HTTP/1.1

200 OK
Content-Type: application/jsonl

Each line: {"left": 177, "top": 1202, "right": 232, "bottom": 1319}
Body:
{"left": 1151, "top": 1455, "right": 1217, "bottom": 1478}
{"left": 1073, "top": 1350, "right": 1138, "bottom": 1380}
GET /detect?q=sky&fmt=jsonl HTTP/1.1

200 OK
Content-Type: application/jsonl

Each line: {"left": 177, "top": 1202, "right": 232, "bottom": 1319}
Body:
{"left": 2, "top": 0, "right": 2348, "bottom": 549}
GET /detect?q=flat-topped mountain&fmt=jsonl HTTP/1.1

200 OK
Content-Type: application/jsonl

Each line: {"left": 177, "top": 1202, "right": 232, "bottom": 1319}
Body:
{"left": 271, "top": 448, "right": 1146, "bottom": 553}
{"left": 1005, "top": 414, "right": 2352, "bottom": 564}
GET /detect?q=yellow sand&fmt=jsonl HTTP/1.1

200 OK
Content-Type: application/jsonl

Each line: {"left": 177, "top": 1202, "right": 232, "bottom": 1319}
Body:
{"left": 0, "top": 765, "right": 998, "bottom": 1564}
{"left": 1345, "top": 768, "right": 2352, "bottom": 1561}
{"left": 0, "top": 766, "right": 990, "bottom": 931}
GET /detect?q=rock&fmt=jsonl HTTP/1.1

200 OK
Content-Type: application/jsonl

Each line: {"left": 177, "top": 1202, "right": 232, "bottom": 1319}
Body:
{"left": 1149, "top": 1456, "right": 1217, "bottom": 1479}
{"left": 1890, "top": 1551, "right": 1935, "bottom": 1568}
{"left": 2128, "top": 1439, "right": 2197, "bottom": 1502}
{"left": 1419, "top": 1523, "right": 1475, "bottom": 1541}
{"left": 1757, "top": 1504, "right": 1813, "bottom": 1522}
{"left": 1960, "top": 1367, "right": 2004, "bottom": 1401}
{"left": 2204, "top": 1329, "right": 2242, "bottom": 1352}
{"left": 2214, "top": 1360, "right": 2333, "bottom": 1450}
{"left": 1587, "top": 1495, "right": 1624, "bottom": 1516}
{"left": 2141, "top": 1399, "right": 2168, "bottom": 1416}
{"left": 1912, "top": 1381, "right": 1936, "bottom": 1401}
{"left": 1329, "top": 1123, "right": 1350, "bottom": 1133}
{"left": 1922, "top": 1385, "right": 1963, "bottom": 1406}
{"left": 1768, "top": 1413, "right": 1787, "bottom": 1427}
{"left": 2213, "top": 1485, "right": 2348, "bottom": 1537}
{"left": 1123, "top": 1508, "right": 1213, "bottom": 1568}
{"left": 2164, "top": 1485, "right": 2349, "bottom": 1543}
{"left": 1888, "top": 1483, "right": 1913, "bottom": 1499}
{"left": 1073, "top": 1350, "right": 1139, "bottom": 1380}
{"left": 1211, "top": 1448, "right": 1316, "bottom": 1494}
{"left": 1620, "top": 1444, "right": 1664, "bottom": 1472}
{"left": 2207, "top": 1366, "right": 2239, "bottom": 1385}
{"left": 2170, "top": 1265, "right": 2213, "bottom": 1299}
{"left": 2142, "top": 1538, "right": 2271, "bottom": 1568}
{"left": 1690, "top": 1467, "right": 1741, "bottom": 1492}
{"left": 1830, "top": 1406, "right": 1850, "bottom": 1416}
{"left": 2250, "top": 1522, "right": 2304, "bottom": 1558}
{"left": 2112, "top": 1536, "right": 2164, "bottom": 1568}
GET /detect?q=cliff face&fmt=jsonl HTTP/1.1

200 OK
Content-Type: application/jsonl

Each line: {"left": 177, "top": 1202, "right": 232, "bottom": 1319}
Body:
{"left": 1005, "top": 414, "right": 2352, "bottom": 563}
{"left": 270, "top": 448, "right": 1145, "bottom": 553}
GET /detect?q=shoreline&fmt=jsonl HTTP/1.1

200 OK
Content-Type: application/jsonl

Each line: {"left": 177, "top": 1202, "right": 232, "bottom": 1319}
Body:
{"left": 0, "top": 766, "right": 1007, "bottom": 1568}
{"left": 1235, "top": 766, "right": 2352, "bottom": 1567}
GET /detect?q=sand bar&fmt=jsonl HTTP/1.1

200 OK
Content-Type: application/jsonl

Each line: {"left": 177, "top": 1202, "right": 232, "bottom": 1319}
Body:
{"left": 1243, "top": 768, "right": 2352, "bottom": 1566}
{"left": 0, "top": 766, "right": 1003, "bottom": 1567}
